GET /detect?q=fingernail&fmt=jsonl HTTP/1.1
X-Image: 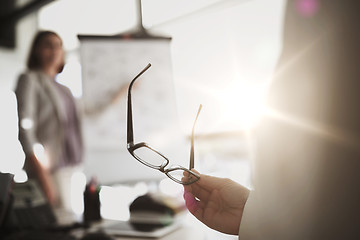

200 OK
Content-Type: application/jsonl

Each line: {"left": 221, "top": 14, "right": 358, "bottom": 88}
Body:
{"left": 183, "top": 191, "right": 197, "bottom": 211}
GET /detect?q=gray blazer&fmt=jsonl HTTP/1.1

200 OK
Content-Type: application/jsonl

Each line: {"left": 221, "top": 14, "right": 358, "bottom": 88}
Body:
{"left": 15, "top": 70, "right": 80, "bottom": 172}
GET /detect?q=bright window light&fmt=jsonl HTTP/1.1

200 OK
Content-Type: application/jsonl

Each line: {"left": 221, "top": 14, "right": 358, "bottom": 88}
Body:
{"left": 14, "top": 169, "right": 28, "bottom": 183}
{"left": 71, "top": 171, "right": 87, "bottom": 215}
{"left": 33, "top": 143, "right": 50, "bottom": 169}
{"left": 56, "top": 58, "right": 83, "bottom": 98}
{"left": 0, "top": 90, "right": 25, "bottom": 176}
{"left": 159, "top": 178, "right": 183, "bottom": 197}
{"left": 21, "top": 118, "right": 33, "bottom": 130}
{"left": 99, "top": 185, "right": 135, "bottom": 221}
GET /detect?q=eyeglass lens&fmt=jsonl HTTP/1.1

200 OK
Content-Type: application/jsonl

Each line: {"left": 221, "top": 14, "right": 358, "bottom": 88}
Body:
{"left": 133, "top": 146, "right": 197, "bottom": 184}
{"left": 132, "top": 146, "right": 167, "bottom": 167}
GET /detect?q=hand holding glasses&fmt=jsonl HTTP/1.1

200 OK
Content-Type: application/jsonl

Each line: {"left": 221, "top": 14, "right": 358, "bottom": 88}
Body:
{"left": 127, "top": 63, "right": 201, "bottom": 185}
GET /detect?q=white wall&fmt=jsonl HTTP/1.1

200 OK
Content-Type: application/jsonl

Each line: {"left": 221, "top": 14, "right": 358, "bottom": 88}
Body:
{"left": 0, "top": 0, "right": 38, "bottom": 179}
{"left": 0, "top": 15, "right": 37, "bottom": 90}
{"left": 150, "top": 0, "right": 286, "bottom": 134}
{"left": 35, "top": 0, "right": 286, "bottom": 134}
{"left": 0, "top": 0, "right": 286, "bottom": 183}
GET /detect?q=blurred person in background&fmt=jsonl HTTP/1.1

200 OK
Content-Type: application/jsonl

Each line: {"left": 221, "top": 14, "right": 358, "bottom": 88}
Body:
{"left": 184, "top": 0, "right": 360, "bottom": 239}
{"left": 15, "top": 31, "right": 83, "bottom": 209}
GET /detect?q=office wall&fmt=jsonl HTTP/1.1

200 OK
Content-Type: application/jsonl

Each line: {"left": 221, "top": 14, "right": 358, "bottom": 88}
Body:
{"left": 147, "top": 0, "right": 285, "bottom": 184}
{"left": 0, "top": 15, "right": 37, "bottom": 90}
{"left": 33, "top": 0, "right": 285, "bottom": 136}
{"left": 0, "top": 0, "right": 286, "bottom": 184}
{"left": 0, "top": 2, "right": 38, "bottom": 178}
{"left": 149, "top": 0, "right": 285, "bottom": 134}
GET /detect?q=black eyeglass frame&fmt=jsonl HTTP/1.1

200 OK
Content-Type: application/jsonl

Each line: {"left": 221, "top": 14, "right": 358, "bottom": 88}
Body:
{"left": 127, "top": 63, "right": 200, "bottom": 185}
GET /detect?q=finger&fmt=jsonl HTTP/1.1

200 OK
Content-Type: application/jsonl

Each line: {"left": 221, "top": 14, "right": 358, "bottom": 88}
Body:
{"left": 190, "top": 169, "right": 223, "bottom": 188}
{"left": 183, "top": 189, "right": 207, "bottom": 209}
{"left": 183, "top": 169, "right": 200, "bottom": 193}
{"left": 183, "top": 191, "right": 205, "bottom": 223}
{"left": 187, "top": 169, "right": 221, "bottom": 200}
{"left": 187, "top": 169, "right": 228, "bottom": 198}
{"left": 183, "top": 183, "right": 193, "bottom": 194}
{"left": 194, "top": 173, "right": 230, "bottom": 192}
{"left": 184, "top": 177, "right": 212, "bottom": 202}
{"left": 189, "top": 168, "right": 201, "bottom": 178}
{"left": 183, "top": 191, "right": 199, "bottom": 213}
{"left": 190, "top": 183, "right": 211, "bottom": 201}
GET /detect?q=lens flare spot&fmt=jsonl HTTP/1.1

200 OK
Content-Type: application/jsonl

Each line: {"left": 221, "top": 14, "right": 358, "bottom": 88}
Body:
{"left": 33, "top": 143, "right": 50, "bottom": 169}
{"left": 21, "top": 118, "right": 33, "bottom": 130}
{"left": 296, "top": 0, "right": 320, "bottom": 17}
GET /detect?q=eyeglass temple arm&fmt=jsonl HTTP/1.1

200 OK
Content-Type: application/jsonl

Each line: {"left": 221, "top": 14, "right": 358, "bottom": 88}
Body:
{"left": 127, "top": 63, "right": 152, "bottom": 145}
{"left": 190, "top": 104, "right": 202, "bottom": 170}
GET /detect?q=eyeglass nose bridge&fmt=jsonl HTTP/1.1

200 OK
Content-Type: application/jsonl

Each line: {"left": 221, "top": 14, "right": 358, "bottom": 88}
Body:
{"left": 159, "top": 164, "right": 167, "bottom": 173}
{"left": 154, "top": 151, "right": 168, "bottom": 172}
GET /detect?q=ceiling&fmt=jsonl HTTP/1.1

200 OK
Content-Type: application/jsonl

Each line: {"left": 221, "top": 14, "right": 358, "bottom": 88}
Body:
{"left": 0, "top": 0, "right": 55, "bottom": 48}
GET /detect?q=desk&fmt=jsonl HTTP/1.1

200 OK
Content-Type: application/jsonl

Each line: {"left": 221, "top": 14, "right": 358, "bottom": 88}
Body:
{"left": 55, "top": 209, "right": 237, "bottom": 240}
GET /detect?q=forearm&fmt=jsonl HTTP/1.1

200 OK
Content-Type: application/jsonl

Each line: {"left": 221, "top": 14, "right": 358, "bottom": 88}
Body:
{"left": 27, "top": 154, "right": 58, "bottom": 206}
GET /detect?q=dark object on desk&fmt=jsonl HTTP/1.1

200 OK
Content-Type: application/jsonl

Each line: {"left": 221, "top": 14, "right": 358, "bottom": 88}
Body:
{"left": 80, "top": 231, "right": 114, "bottom": 240}
{"left": 129, "top": 193, "right": 174, "bottom": 226}
{"left": 129, "top": 193, "right": 186, "bottom": 226}
{"left": 101, "top": 193, "right": 184, "bottom": 238}
{"left": 130, "top": 222, "right": 166, "bottom": 232}
{"left": 101, "top": 220, "right": 183, "bottom": 238}
{"left": 2, "top": 230, "right": 77, "bottom": 240}
{"left": 130, "top": 194, "right": 175, "bottom": 215}
{"left": 0, "top": 178, "right": 86, "bottom": 240}
{"left": 0, "top": 172, "right": 13, "bottom": 228}
{"left": 5, "top": 180, "right": 57, "bottom": 230}
{"left": 83, "top": 178, "right": 101, "bottom": 223}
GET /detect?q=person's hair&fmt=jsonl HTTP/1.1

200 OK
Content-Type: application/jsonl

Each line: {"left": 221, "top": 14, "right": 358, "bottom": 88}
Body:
{"left": 27, "top": 30, "right": 65, "bottom": 73}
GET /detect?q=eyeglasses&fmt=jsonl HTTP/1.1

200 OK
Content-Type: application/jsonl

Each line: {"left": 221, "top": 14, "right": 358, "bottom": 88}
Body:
{"left": 127, "top": 63, "right": 201, "bottom": 185}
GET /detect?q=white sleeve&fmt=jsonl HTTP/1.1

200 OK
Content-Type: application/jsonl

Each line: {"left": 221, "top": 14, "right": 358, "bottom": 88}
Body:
{"left": 238, "top": 191, "right": 261, "bottom": 240}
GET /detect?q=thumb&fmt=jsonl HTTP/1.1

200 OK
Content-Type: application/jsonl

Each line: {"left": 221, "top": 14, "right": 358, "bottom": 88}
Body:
{"left": 183, "top": 190, "right": 198, "bottom": 213}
